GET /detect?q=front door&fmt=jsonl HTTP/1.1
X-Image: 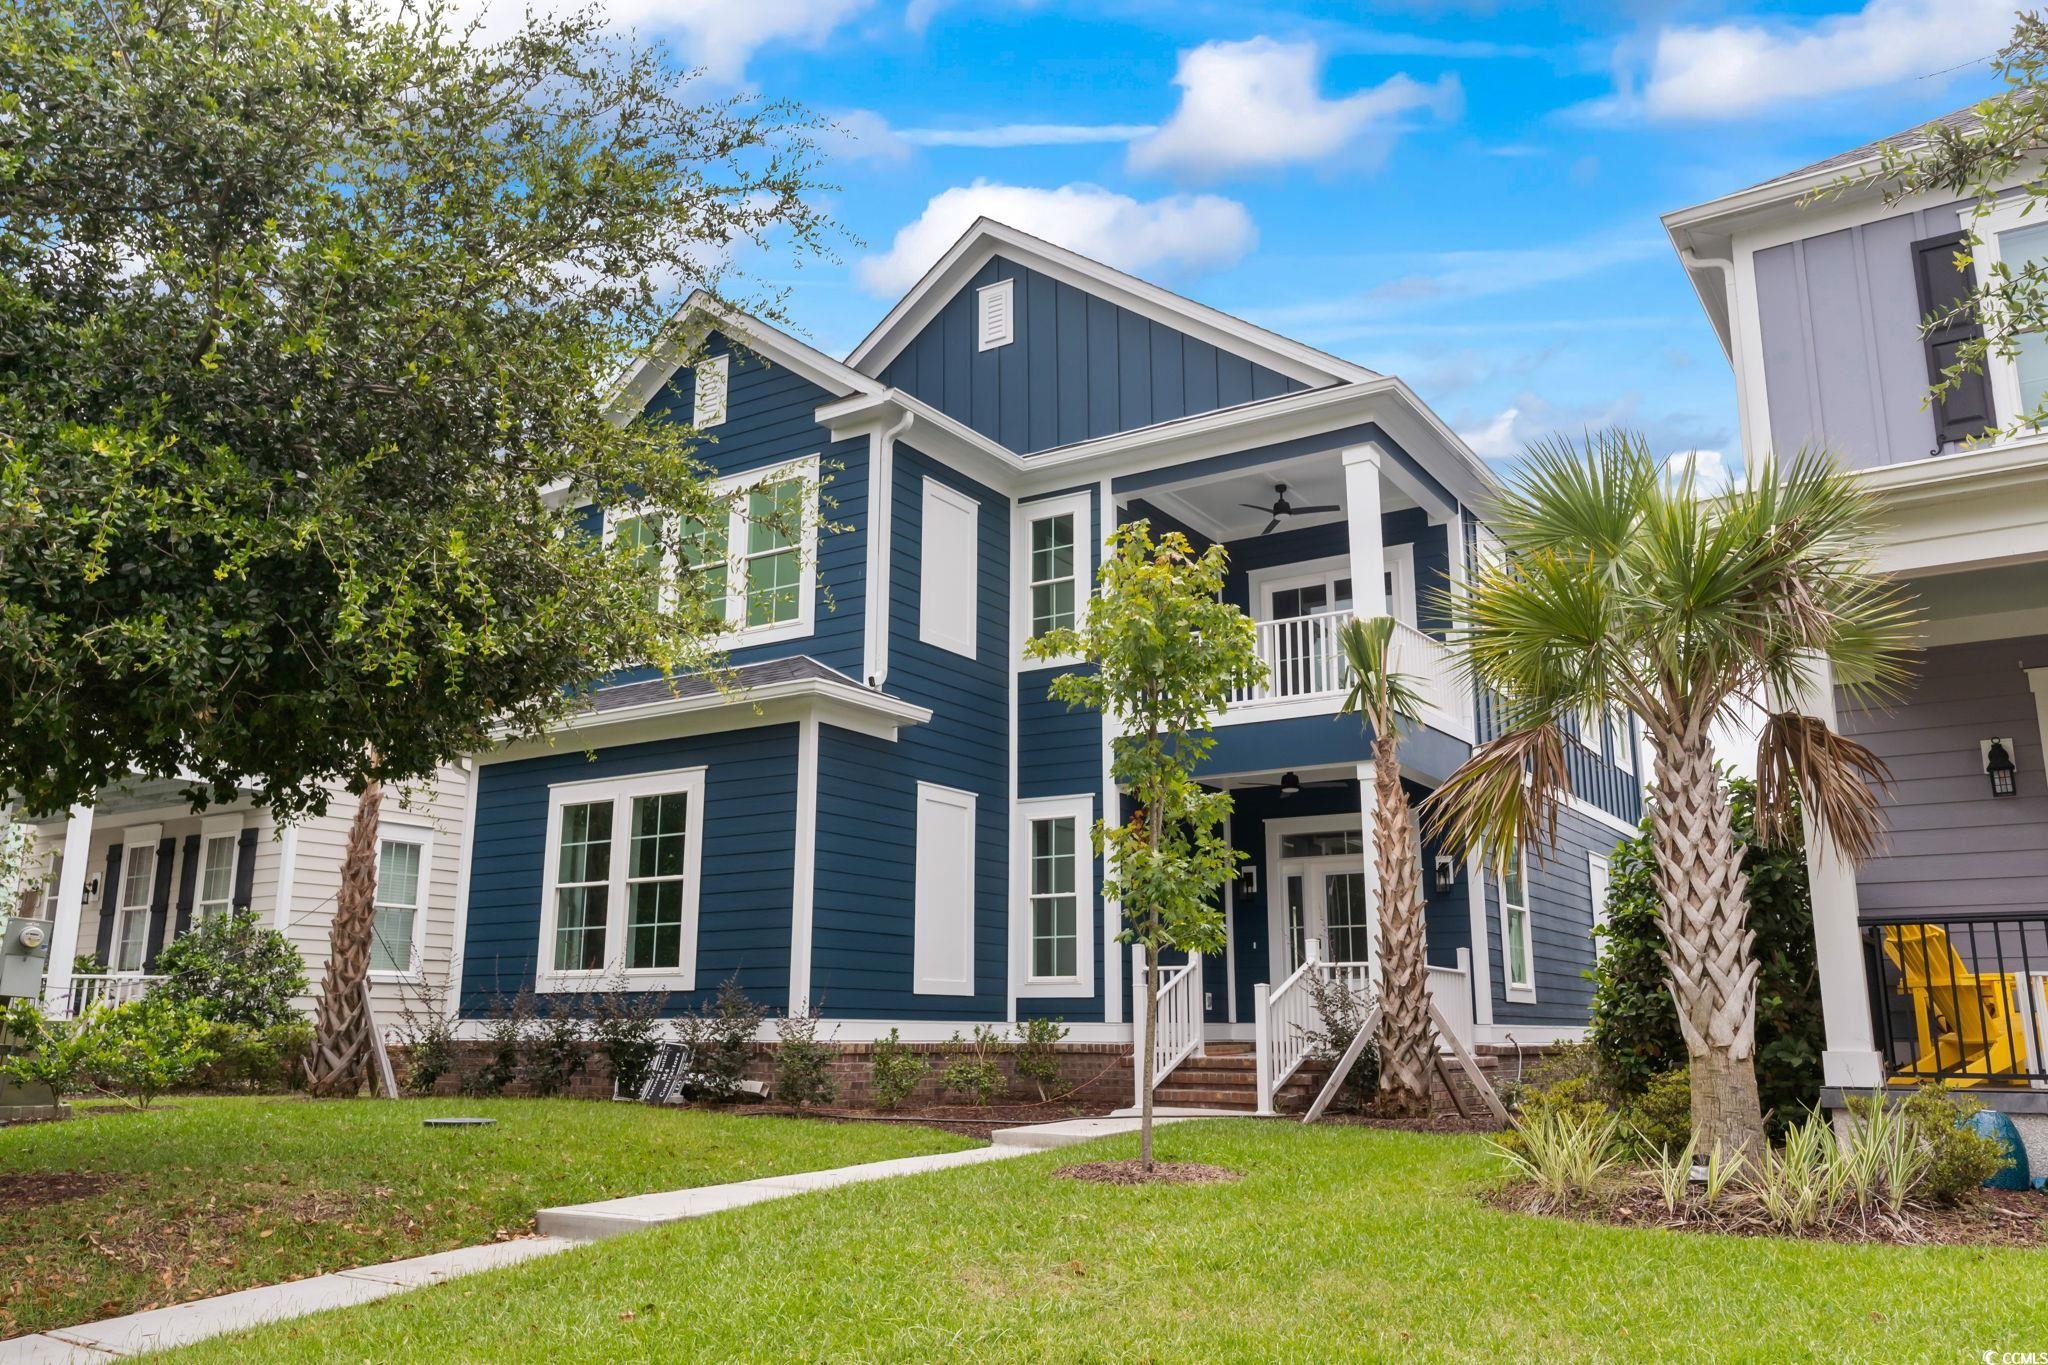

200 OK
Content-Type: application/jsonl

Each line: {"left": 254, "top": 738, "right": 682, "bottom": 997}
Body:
{"left": 1276, "top": 855, "right": 1372, "bottom": 980}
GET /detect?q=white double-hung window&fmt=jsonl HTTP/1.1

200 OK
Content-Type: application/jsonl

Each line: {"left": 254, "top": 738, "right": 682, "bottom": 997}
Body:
{"left": 371, "top": 826, "right": 433, "bottom": 977}
{"left": 538, "top": 767, "right": 706, "bottom": 992}
{"left": 1966, "top": 198, "right": 2048, "bottom": 427}
{"left": 1014, "top": 491, "right": 1091, "bottom": 663}
{"left": 113, "top": 827, "right": 162, "bottom": 973}
{"left": 603, "top": 456, "right": 818, "bottom": 644}
{"left": 194, "top": 815, "right": 244, "bottom": 925}
{"left": 1012, "top": 794, "right": 1094, "bottom": 996}
{"left": 1500, "top": 846, "right": 1535, "bottom": 1001}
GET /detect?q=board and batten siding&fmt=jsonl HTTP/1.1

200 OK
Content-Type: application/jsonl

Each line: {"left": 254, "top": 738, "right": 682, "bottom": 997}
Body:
{"left": 1837, "top": 634, "right": 2048, "bottom": 918}
{"left": 879, "top": 254, "right": 1306, "bottom": 455}
{"left": 1485, "top": 804, "right": 1626, "bottom": 1028}
{"left": 1751, "top": 200, "right": 1966, "bottom": 470}
{"left": 459, "top": 727, "right": 799, "bottom": 1017}
{"left": 806, "top": 441, "right": 1013, "bottom": 1019}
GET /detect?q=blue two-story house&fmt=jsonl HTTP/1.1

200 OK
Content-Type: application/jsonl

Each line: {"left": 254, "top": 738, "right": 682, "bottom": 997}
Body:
{"left": 449, "top": 219, "right": 1641, "bottom": 1109}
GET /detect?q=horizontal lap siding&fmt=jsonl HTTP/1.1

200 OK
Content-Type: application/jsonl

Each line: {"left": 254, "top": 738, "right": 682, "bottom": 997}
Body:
{"left": 879, "top": 255, "right": 1305, "bottom": 454}
{"left": 807, "top": 443, "right": 1012, "bottom": 1019}
{"left": 1487, "top": 805, "right": 1625, "bottom": 1027}
{"left": 1839, "top": 635, "right": 2048, "bottom": 918}
{"left": 459, "top": 727, "right": 799, "bottom": 1017}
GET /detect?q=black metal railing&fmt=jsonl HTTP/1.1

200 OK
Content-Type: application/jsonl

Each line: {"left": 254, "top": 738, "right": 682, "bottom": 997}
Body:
{"left": 1863, "top": 914, "right": 2048, "bottom": 1088}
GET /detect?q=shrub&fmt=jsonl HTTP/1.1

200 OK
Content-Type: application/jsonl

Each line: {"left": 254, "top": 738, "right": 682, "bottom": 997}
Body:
{"left": 150, "top": 913, "right": 308, "bottom": 1029}
{"left": 1622, "top": 1068, "right": 1691, "bottom": 1154}
{"left": 1013, "top": 1017, "right": 1067, "bottom": 1101}
{"left": 80, "top": 995, "right": 220, "bottom": 1107}
{"left": 1897, "top": 1084, "right": 2012, "bottom": 1203}
{"left": 1748, "top": 1113, "right": 1836, "bottom": 1232}
{"left": 1492, "top": 1108, "right": 1624, "bottom": 1207}
{"left": 589, "top": 974, "right": 669, "bottom": 1097}
{"left": 676, "top": 976, "right": 760, "bottom": 1102}
{"left": 869, "top": 1028, "right": 927, "bottom": 1110}
{"left": 1, "top": 1007, "right": 93, "bottom": 1100}
{"left": 1588, "top": 776, "right": 1823, "bottom": 1135}
{"left": 941, "top": 1025, "right": 1009, "bottom": 1106}
{"left": 466, "top": 990, "right": 532, "bottom": 1097}
{"left": 196, "top": 1019, "right": 313, "bottom": 1090}
{"left": 392, "top": 982, "right": 459, "bottom": 1097}
{"left": 773, "top": 1006, "right": 838, "bottom": 1108}
{"left": 527, "top": 994, "right": 588, "bottom": 1097}
{"left": 1301, "top": 971, "right": 1380, "bottom": 1112}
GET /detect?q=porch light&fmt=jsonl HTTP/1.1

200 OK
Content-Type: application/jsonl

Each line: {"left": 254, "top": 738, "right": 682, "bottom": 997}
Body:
{"left": 1280, "top": 771, "right": 1301, "bottom": 797}
{"left": 1434, "top": 856, "right": 1457, "bottom": 893}
{"left": 1986, "top": 738, "right": 2018, "bottom": 798}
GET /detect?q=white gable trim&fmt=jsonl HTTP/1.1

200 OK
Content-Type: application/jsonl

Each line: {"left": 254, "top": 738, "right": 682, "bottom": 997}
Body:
{"left": 846, "top": 218, "right": 1378, "bottom": 390}
{"left": 609, "top": 292, "right": 881, "bottom": 425}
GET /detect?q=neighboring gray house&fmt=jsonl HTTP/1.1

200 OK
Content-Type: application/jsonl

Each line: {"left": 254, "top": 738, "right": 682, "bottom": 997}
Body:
{"left": 1666, "top": 110, "right": 2048, "bottom": 1140}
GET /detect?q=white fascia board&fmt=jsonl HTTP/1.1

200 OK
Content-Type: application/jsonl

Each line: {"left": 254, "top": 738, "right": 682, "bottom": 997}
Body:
{"left": 845, "top": 217, "right": 1378, "bottom": 390}
{"left": 479, "top": 677, "right": 932, "bottom": 761}
{"left": 608, "top": 292, "right": 882, "bottom": 425}
{"left": 818, "top": 391, "right": 1022, "bottom": 486}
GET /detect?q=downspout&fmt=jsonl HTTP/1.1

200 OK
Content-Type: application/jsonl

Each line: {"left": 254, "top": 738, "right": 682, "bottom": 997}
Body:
{"left": 1679, "top": 245, "right": 1737, "bottom": 330}
{"left": 864, "top": 409, "right": 912, "bottom": 690}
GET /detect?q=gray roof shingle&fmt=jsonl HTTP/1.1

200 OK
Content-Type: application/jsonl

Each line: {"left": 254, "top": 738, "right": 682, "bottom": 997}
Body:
{"left": 586, "top": 655, "right": 862, "bottom": 713}
{"left": 1738, "top": 103, "right": 1987, "bottom": 197}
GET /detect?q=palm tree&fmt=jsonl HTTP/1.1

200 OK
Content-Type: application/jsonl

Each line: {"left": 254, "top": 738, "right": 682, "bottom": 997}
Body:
{"left": 1422, "top": 432, "right": 1916, "bottom": 1158}
{"left": 1337, "top": 615, "right": 1433, "bottom": 1117}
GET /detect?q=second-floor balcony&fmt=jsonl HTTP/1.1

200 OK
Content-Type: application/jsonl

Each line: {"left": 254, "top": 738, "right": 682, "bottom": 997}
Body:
{"left": 1226, "top": 607, "right": 1469, "bottom": 739}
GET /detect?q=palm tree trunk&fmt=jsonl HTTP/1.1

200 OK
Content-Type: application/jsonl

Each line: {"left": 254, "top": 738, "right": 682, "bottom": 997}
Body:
{"left": 1649, "top": 722, "right": 1766, "bottom": 1158}
{"left": 1372, "top": 736, "right": 1432, "bottom": 1117}
{"left": 307, "top": 780, "right": 383, "bottom": 1097}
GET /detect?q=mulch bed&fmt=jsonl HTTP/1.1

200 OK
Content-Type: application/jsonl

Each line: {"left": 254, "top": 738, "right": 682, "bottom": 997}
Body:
{"left": 732, "top": 1101, "right": 1121, "bottom": 1141}
{"left": 1056, "top": 1159, "right": 1242, "bottom": 1186}
{"left": 0, "top": 1171, "right": 119, "bottom": 1211}
{"left": 1315, "top": 1110, "right": 1505, "bottom": 1135}
{"left": 1488, "top": 1180, "right": 2048, "bottom": 1248}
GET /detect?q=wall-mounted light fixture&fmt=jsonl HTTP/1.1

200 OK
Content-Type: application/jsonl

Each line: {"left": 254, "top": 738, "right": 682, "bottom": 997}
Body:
{"left": 1434, "top": 856, "right": 1457, "bottom": 893}
{"left": 1984, "top": 737, "right": 2019, "bottom": 798}
{"left": 1239, "top": 866, "right": 1259, "bottom": 897}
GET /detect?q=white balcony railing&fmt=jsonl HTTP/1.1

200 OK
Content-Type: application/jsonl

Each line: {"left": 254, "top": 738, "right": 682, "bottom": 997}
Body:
{"left": 1227, "top": 610, "right": 1471, "bottom": 740}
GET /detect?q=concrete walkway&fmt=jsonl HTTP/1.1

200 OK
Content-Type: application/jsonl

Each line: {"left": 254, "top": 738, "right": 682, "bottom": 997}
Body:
{"left": 2, "top": 1113, "right": 1205, "bottom": 1362}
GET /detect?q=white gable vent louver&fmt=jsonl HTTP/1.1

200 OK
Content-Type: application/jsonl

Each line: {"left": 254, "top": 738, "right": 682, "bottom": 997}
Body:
{"left": 977, "top": 278, "right": 1014, "bottom": 351}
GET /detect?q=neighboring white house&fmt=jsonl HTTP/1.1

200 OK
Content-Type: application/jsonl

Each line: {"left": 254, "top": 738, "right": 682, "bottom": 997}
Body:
{"left": 15, "top": 763, "right": 473, "bottom": 1021}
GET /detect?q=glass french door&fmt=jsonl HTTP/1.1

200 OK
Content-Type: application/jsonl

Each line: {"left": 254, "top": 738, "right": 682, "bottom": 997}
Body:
{"left": 1278, "top": 856, "right": 1372, "bottom": 978}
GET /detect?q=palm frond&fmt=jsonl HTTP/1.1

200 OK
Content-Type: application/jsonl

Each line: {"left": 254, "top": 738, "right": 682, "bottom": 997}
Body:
{"left": 1419, "top": 722, "right": 1570, "bottom": 866}
{"left": 1753, "top": 711, "right": 1894, "bottom": 862}
{"left": 1337, "top": 615, "right": 1425, "bottom": 735}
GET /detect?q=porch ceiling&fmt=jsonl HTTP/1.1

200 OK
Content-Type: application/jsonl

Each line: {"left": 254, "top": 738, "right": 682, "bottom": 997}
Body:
{"left": 1140, "top": 449, "right": 1418, "bottom": 543}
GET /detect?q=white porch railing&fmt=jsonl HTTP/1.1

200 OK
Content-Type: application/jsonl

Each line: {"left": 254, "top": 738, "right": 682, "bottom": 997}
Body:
{"left": 1253, "top": 947, "right": 1478, "bottom": 1114}
{"left": 1227, "top": 611, "right": 1471, "bottom": 741}
{"left": 63, "top": 973, "right": 165, "bottom": 1018}
{"left": 1427, "top": 950, "right": 1475, "bottom": 1053}
{"left": 1131, "top": 948, "right": 1203, "bottom": 1104}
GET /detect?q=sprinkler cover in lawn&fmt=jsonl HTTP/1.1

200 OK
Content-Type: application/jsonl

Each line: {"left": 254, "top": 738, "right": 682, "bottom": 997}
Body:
{"left": 422, "top": 1117, "right": 497, "bottom": 1128}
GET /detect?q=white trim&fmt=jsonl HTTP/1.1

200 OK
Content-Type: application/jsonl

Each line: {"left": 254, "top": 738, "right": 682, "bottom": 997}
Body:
{"left": 441, "top": 1015, "right": 1145, "bottom": 1045}
{"left": 368, "top": 820, "right": 434, "bottom": 982}
{"left": 1262, "top": 812, "right": 1366, "bottom": 981}
{"left": 1587, "top": 850, "right": 1613, "bottom": 947}
{"left": 270, "top": 824, "right": 298, "bottom": 932}
{"left": 193, "top": 814, "right": 245, "bottom": 924}
{"left": 1097, "top": 477, "right": 1122, "bottom": 1025}
{"left": 1382, "top": 542, "right": 1417, "bottom": 628}
{"left": 1222, "top": 812, "right": 1239, "bottom": 1025}
{"left": 912, "top": 782, "right": 978, "bottom": 996}
{"left": 847, "top": 217, "right": 1374, "bottom": 389}
{"left": 1463, "top": 850, "right": 1492, "bottom": 1032}
{"left": 862, "top": 414, "right": 909, "bottom": 687}
{"left": 608, "top": 291, "right": 879, "bottom": 423}
{"left": 484, "top": 674, "right": 932, "bottom": 759}
{"left": 1958, "top": 196, "right": 2048, "bottom": 432}
{"left": 1498, "top": 848, "right": 1536, "bottom": 1004}
{"left": 536, "top": 766, "right": 707, "bottom": 994}
{"left": 445, "top": 758, "right": 478, "bottom": 1011}
{"left": 1011, "top": 793, "right": 1096, "bottom": 998}
{"left": 1474, "top": 1024, "right": 1589, "bottom": 1048}
{"left": 691, "top": 352, "right": 730, "bottom": 429}
{"left": 2025, "top": 671, "right": 2048, "bottom": 793}
{"left": 110, "top": 825, "right": 163, "bottom": 973}
{"left": 976, "top": 278, "right": 1015, "bottom": 351}
{"left": 789, "top": 717, "right": 820, "bottom": 1013}
{"left": 1013, "top": 489, "right": 1093, "bottom": 667}
{"left": 917, "top": 477, "right": 980, "bottom": 659}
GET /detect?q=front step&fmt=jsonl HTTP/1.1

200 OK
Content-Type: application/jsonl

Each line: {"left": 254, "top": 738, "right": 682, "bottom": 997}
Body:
{"left": 1149, "top": 1050, "right": 1330, "bottom": 1113}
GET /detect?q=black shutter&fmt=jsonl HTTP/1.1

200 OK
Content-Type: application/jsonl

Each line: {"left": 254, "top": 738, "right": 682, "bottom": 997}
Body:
{"left": 142, "top": 836, "right": 176, "bottom": 970}
{"left": 231, "top": 826, "right": 258, "bottom": 914}
{"left": 1910, "top": 232, "right": 1996, "bottom": 450}
{"left": 92, "top": 845, "right": 122, "bottom": 966}
{"left": 173, "top": 832, "right": 201, "bottom": 939}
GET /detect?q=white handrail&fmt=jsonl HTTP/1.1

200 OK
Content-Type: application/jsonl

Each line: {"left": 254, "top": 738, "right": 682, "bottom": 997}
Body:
{"left": 1254, "top": 946, "right": 1324, "bottom": 1115}
{"left": 1147, "top": 959, "right": 1201, "bottom": 1091}
{"left": 64, "top": 973, "right": 165, "bottom": 1018}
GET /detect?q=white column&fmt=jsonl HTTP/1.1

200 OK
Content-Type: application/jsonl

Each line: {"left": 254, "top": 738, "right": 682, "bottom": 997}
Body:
{"left": 1342, "top": 445, "right": 1387, "bottom": 620}
{"left": 1357, "top": 760, "right": 1382, "bottom": 991}
{"left": 1786, "top": 657, "right": 1885, "bottom": 1092}
{"left": 42, "top": 804, "right": 96, "bottom": 1013}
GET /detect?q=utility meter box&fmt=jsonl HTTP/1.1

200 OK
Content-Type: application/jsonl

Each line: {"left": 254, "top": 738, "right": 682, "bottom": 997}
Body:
{"left": 1, "top": 915, "right": 53, "bottom": 1001}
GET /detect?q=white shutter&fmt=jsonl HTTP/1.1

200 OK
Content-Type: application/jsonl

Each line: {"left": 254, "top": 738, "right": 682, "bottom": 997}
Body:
{"left": 918, "top": 478, "right": 979, "bottom": 658}
{"left": 977, "top": 279, "right": 1014, "bottom": 351}
{"left": 913, "top": 783, "right": 977, "bottom": 995}
{"left": 692, "top": 353, "right": 729, "bottom": 428}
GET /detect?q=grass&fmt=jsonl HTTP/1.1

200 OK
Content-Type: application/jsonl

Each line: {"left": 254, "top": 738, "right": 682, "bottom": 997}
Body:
{"left": 0, "top": 1095, "right": 975, "bottom": 1339}
{"left": 167, "top": 1119, "right": 2048, "bottom": 1362}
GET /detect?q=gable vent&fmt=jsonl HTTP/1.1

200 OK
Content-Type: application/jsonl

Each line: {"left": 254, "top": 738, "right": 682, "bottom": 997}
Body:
{"left": 977, "top": 278, "right": 1014, "bottom": 351}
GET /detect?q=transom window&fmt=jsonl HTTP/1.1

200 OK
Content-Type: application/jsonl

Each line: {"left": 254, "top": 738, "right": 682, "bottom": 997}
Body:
{"left": 540, "top": 768, "right": 706, "bottom": 991}
{"left": 1029, "top": 816, "right": 1079, "bottom": 980}
{"left": 372, "top": 835, "right": 427, "bottom": 976}
{"left": 1029, "top": 513, "right": 1076, "bottom": 639}
{"left": 601, "top": 456, "right": 817, "bottom": 642}
{"left": 1280, "top": 830, "right": 1363, "bottom": 859}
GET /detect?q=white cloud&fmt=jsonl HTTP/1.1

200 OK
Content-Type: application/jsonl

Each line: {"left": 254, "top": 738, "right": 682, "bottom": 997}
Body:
{"left": 1460, "top": 406, "right": 1522, "bottom": 459}
{"left": 855, "top": 181, "right": 1256, "bottom": 295}
{"left": 448, "top": 0, "right": 871, "bottom": 81}
{"left": 900, "top": 123, "right": 1159, "bottom": 148}
{"left": 1613, "top": 0, "right": 2010, "bottom": 121}
{"left": 1127, "top": 38, "right": 1461, "bottom": 180}
{"left": 822, "top": 109, "right": 913, "bottom": 163}
{"left": 1664, "top": 447, "right": 1741, "bottom": 495}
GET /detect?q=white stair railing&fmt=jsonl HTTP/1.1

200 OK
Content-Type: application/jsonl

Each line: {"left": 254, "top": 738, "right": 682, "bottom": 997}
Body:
{"left": 65, "top": 973, "right": 164, "bottom": 1018}
{"left": 1253, "top": 941, "right": 1323, "bottom": 1115}
{"left": 1131, "top": 948, "right": 1203, "bottom": 1105}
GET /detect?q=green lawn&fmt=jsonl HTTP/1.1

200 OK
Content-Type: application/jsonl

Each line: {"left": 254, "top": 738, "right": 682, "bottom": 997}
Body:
{"left": 169, "top": 1119, "right": 2048, "bottom": 1362}
{"left": 0, "top": 1095, "right": 975, "bottom": 1340}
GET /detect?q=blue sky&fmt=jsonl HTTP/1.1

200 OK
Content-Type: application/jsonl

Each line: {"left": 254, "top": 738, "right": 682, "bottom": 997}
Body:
{"left": 609, "top": 0, "right": 2012, "bottom": 480}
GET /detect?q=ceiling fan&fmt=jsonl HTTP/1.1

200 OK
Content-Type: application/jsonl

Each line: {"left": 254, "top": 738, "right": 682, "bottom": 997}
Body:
{"left": 1242, "top": 482, "right": 1340, "bottom": 535}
